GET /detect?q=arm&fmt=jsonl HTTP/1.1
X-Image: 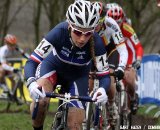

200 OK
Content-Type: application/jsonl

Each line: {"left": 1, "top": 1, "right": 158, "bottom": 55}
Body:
{"left": 24, "top": 22, "right": 64, "bottom": 81}
{"left": 122, "top": 22, "right": 143, "bottom": 61}
{"left": 24, "top": 38, "right": 53, "bottom": 81}
{"left": 15, "top": 46, "right": 30, "bottom": 59}
{"left": 122, "top": 22, "right": 143, "bottom": 69}
{"left": 106, "top": 17, "right": 128, "bottom": 68}
{"left": 0, "top": 47, "right": 14, "bottom": 72}
{"left": 91, "top": 34, "right": 111, "bottom": 104}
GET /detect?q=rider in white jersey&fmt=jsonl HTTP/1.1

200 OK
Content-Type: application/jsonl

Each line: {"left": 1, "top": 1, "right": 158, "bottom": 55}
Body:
{"left": 92, "top": 1, "right": 128, "bottom": 120}
{"left": 0, "top": 34, "right": 26, "bottom": 99}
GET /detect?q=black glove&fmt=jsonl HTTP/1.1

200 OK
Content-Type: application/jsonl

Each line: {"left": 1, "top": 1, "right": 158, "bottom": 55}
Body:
{"left": 13, "top": 68, "right": 19, "bottom": 73}
{"left": 115, "top": 67, "right": 124, "bottom": 80}
{"left": 133, "top": 60, "right": 141, "bottom": 70}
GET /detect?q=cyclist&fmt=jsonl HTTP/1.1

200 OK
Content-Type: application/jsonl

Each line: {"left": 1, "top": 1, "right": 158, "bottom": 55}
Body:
{"left": 0, "top": 34, "right": 26, "bottom": 102}
{"left": 92, "top": 2, "right": 128, "bottom": 121}
{"left": 106, "top": 3, "right": 144, "bottom": 114}
{"left": 24, "top": 1, "right": 113, "bottom": 130}
{"left": 157, "top": 0, "right": 160, "bottom": 7}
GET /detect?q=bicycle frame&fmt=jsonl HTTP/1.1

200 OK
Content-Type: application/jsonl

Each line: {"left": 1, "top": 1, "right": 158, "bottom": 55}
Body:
{"left": 85, "top": 78, "right": 109, "bottom": 130}
{"left": 0, "top": 66, "right": 26, "bottom": 111}
{"left": 114, "top": 75, "right": 132, "bottom": 129}
{"left": 32, "top": 92, "right": 93, "bottom": 130}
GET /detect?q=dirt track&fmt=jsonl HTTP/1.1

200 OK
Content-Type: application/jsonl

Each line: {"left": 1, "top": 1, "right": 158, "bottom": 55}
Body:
{"left": 130, "top": 115, "right": 159, "bottom": 130}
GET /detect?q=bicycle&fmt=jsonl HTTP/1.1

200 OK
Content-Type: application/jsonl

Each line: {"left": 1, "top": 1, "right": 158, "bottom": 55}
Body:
{"left": 0, "top": 58, "right": 27, "bottom": 111}
{"left": 32, "top": 87, "right": 94, "bottom": 130}
{"left": 111, "top": 72, "right": 133, "bottom": 130}
{"left": 117, "top": 63, "right": 140, "bottom": 129}
{"left": 84, "top": 74, "right": 112, "bottom": 130}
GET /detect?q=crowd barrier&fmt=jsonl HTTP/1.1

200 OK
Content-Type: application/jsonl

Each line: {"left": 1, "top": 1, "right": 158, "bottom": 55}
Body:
{"left": 137, "top": 54, "right": 160, "bottom": 105}
{"left": 4, "top": 55, "right": 160, "bottom": 104}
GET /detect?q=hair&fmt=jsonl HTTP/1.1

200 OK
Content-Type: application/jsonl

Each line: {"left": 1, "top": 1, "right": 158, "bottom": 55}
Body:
{"left": 89, "top": 36, "right": 97, "bottom": 78}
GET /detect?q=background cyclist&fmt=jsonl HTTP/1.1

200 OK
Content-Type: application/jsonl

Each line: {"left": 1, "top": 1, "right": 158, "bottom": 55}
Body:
{"left": 0, "top": 34, "right": 27, "bottom": 103}
{"left": 106, "top": 3, "right": 144, "bottom": 114}
{"left": 92, "top": 1, "right": 128, "bottom": 121}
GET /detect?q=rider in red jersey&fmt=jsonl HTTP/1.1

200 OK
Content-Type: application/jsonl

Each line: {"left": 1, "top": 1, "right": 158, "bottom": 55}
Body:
{"left": 106, "top": 3, "right": 144, "bottom": 114}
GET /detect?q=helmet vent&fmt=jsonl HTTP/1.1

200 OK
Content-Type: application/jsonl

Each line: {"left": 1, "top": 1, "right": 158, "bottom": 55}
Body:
{"left": 85, "top": 5, "right": 89, "bottom": 24}
{"left": 76, "top": 16, "right": 83, "bottom": 26}
{"left": 89, "top": 17, "right": 96, "bottom": 26}
{"left": 68, "top": 13, "right": 74, "bottom": 23}
{"left": 75, "top": 2, "right": 82, "bottom": 12}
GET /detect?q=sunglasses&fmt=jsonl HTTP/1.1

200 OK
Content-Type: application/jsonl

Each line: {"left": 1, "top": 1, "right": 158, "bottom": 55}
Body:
{"left": 70, "top": 24, "right": 94, "bottom": 37}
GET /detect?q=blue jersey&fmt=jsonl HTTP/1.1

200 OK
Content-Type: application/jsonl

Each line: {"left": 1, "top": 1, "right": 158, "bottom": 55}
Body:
{"left": 24, "top": 22, "right": 110, "bottom": 90}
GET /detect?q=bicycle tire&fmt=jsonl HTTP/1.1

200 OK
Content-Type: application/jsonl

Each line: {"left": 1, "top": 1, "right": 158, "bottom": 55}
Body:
{"left": 51, "top": 113, "right": 70, "bottom": 130}
{"left": 86, "top": 102, "right": 109, "bottom": 130}
{"left": 86, "top": 102, "right": 96, "bottom": 130}
{"left": 16, "top": 80, "right": 26, "bottom": 103}
{"left": 51, "top": 102, "right": 70, "bottom": 130}
{"left": 120, "top": 90, "right": 132, "bottom": 129}
{"left": 51, "top": 111, "right": 62, "bottom": 130}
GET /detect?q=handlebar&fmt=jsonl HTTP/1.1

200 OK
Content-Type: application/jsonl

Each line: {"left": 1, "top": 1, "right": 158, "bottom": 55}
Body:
{"left": 46, "top": 92, "right": 93, "bottom": 102}
{"left": 32, "top": 92, "right": 93, "bottom": 120}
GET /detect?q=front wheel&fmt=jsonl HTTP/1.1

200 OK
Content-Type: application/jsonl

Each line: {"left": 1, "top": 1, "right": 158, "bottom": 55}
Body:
{"left": 120, "top": 112, "right": 132, "bottom": 129}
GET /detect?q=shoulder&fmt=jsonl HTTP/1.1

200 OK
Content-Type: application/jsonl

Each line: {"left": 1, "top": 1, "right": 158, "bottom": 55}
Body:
{"left": 45, "top": 21, "right": 69, "bottom": 43}
{"left": 104, "top": 16, "right": 120, "bottom": 32}
{"left": 93, "top": 33, "right": 106, "bottom": 56}
{"left": 47, "top": 21, "right": 69, "bottom": 35}
{"left": 93, "top": 33, "right": 104, "bottom": 46}
{"left": 0, "top": 45, "right": 8, "bottom": 57}
{"left": 121, "top": 22, "right": 135, "bottom": 35}
{"left": 54, "top": 21, "right": 69, "bottom": 30}
{"left": 0, "top": 45, "right": 8, "bottom": 53}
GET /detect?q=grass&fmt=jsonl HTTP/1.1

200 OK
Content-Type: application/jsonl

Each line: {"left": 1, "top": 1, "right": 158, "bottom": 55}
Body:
{"left": 0, "top": 101, "right": 58, "bottom": 130}
{"left": 1, "top": 101, "right": 160, "bottom": 130}
{"left": 137, "top": 104, "right": 160, "bottom": 125}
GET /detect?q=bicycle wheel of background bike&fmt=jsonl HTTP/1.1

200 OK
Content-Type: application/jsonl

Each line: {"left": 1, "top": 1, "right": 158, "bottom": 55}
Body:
{"left": 120, "top": 93, "right": 132, "bottom": 129}
{"left": 86, "top": 102, "right": 109, "bottom": 130}
{"left": 120, "top": 112, "right": 132, "bottom": 129}
{"left": 86, "top": 102, "right": 100, "bottom": 130}
{"left": 17, "top": 80, "right": 27, "bottom": 103}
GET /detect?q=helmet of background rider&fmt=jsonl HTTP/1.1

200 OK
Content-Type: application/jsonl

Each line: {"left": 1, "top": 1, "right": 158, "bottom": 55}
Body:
{"left": 4, "top": 34, "right": 17, "bottom": 45}
{"left": 66, "top": 0, "right": 99, "bottom": 29}
{"left": 157, "top": 0, "right": 160, "bottom": 7}
{"left": 92, "top": 2, "right": 106, "bottom": 20}
{"left": 106, "top": 3, "right": 124, "bottom": 25}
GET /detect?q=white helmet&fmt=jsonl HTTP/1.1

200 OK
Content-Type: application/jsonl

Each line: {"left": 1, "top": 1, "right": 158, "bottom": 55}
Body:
{"left": 66, "top": 0, "right": 99, "bottom": 28}
{"left": 92, "top": 2, "right": 106, "bottom": 18}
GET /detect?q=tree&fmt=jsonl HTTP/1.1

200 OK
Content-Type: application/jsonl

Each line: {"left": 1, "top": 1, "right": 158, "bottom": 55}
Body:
{"left": 33, "top": 0, "right": 42, "bottom": 44}
{"left": 42, "top": 0, "right": 74, "bottom": 30}
{"left": 0, "top": 0, "right": 11, "bottom": 45}
{"left": 0, "top": 0, "right": 28, "bottom": 46}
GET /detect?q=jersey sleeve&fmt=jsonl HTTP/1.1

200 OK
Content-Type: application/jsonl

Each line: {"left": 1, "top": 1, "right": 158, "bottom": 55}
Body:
{"left": 24, "top": 24, "right": 62, "bottom": 80}
{"left": 94, "top": 33, "right": 110, "bottom": 76}
{"left": 122, "top": 22, "right": 144, "bottom": 59}
{"left": 0, "top": 46, "right": 7, "bottom": 63}
{"left": 105, "top": 17, "right": 128, "bottom": 68}
{"left": 93, "top": 34, "right": 111, "bottom": 91}
{"left": 105, "top": 17, "right": 125, "bottom": 46}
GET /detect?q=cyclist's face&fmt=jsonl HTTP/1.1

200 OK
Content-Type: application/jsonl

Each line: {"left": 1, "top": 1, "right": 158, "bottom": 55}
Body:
{"left": 70, "top": 24, "right": 94, "bottom": 48}
{"left": 7, "top": 43, "right": 16, "bottom": 50}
